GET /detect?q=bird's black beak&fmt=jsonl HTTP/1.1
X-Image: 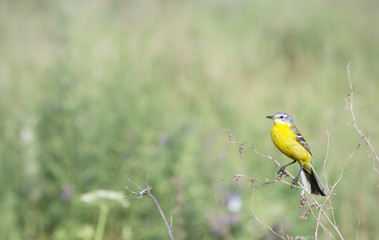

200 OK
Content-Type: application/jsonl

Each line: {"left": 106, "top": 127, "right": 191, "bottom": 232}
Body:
{"left": 266, "top": 115, "right": 273, "bottom": 119}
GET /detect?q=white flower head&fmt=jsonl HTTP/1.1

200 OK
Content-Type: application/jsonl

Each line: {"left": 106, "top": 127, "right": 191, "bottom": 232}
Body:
{"left": 81, "top": 189, "right": 129, "bottom": 208}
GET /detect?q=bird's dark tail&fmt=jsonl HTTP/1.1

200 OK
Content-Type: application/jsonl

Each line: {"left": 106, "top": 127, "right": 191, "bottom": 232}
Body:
{"left": 300, "top": 164, "right": 327, "bottom": 196}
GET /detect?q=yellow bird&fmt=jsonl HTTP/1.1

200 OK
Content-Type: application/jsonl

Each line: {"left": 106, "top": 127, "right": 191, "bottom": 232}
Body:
{"left": 266, "top": 112, "right": 326, "bottom": 196}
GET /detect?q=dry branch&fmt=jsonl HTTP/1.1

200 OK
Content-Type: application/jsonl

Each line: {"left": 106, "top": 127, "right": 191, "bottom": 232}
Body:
{"left": 226, "top": 127, "right": 346, "bottom": 239}
{"left": 345, "top": 62, "right": 379, "bottom": 173}
{"left": 125, "top": 178, "right": 175, "bottom": 240}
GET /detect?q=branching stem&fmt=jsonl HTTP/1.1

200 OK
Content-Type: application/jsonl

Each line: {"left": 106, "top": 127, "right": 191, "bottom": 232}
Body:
{"left": 346, "top": 62, "right": 379, "bottom": 172}
{"left": 125, "top": 180, "right": 175, "bottom": 240}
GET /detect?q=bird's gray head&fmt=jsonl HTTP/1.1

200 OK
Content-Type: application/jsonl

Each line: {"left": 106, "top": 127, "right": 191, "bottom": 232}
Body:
{"left": 266, "top": 112, "right": 294, "bottom": 125}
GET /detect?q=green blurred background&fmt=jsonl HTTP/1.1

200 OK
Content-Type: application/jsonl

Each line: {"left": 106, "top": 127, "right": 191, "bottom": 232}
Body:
{"left": 1, "top": 0, "right": 379, "bottom": 239}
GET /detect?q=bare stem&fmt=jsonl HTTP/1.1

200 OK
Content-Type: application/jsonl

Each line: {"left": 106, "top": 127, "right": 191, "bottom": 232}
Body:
{"left": 249, "top": 190, "right": 286, "bottom": 239}
{"left": 311, "top": 208, "right": 336, "bottom": 240}
{"left": 145, "top": 190, "right": 175, "bottom": 240}
{"left": 125, "top": 180, "right": 175, "bottom": 240}
{"left": 314, "top": 143, "right": 359, "bottom": 240}
{"left": 346, "top": 62, "right": 379, "bottom": 173}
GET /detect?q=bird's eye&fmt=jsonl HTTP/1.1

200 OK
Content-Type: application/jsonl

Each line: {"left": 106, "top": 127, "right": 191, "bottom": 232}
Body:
{"left": 279, "top": 115, "right": 284, "bottom": 119}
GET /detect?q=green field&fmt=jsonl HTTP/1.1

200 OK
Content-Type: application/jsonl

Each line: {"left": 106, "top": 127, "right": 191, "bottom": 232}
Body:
{"left": 1, "top": 0, "right": 379, "bottom": 239}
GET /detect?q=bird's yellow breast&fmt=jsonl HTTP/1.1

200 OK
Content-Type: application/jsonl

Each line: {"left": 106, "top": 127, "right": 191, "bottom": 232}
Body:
{"left": 270, "top": 122, "right": 311, "bottom": 166}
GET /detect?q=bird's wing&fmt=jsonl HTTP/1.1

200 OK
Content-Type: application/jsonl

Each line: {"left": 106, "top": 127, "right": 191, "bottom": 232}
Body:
{"left": 291, "top": 125, "right": 312, "bottom": 156}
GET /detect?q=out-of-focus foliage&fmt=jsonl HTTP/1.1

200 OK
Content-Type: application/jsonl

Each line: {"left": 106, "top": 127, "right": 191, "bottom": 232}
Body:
{"left": 1, "top": 0, "right": 378, "bottom": 239}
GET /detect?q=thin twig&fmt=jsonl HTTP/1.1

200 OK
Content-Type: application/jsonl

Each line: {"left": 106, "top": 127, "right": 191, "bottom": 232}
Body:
{"left": 356, "top": 215, "right": 360, "bottom": 240}
{"left": 249, "top": 189, "right": 286, "bottom": 239}
{"left": 310, "top": 208, "right": 336, "bottom": 240}
{"left": 307, "top": 189, "right": 343, "bottom": 240}
{"left": 233, "top": 174, "right": 275, "bottom": 185}
{"left": 320, "top": 128, "right": 337, "bottom": 228}
{"left": 314, "top": 145, "right": 359, "bottom": 240}
{"left": 125, "top": 179, "right": 175, "bottom": 240}
{"left": 145, "top": 190, "right": 175, "bottom": 240}
{"left": 231, "top": 174, "right": 309, "bottom": 239}
{"left": 325, "top": 128, "right": 337, "bottom": 228}
{"left": 226, "top": 129, "right": 282, "bottom": 167}
{"left": 346, "top": 62, "right": 379, "bottom": 173}
{"left": 315, "top": 128, "right": 331, "bottom": 239}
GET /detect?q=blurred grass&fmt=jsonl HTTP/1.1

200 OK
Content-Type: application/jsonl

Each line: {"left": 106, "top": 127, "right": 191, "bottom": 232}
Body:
{"left": 1, "top": 0, "right": 379, "bottom": 239}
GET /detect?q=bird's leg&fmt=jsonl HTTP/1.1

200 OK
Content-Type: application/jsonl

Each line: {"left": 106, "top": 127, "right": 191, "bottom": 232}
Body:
{"left": 292, "top": 165, "right": 303, "bottom": 187}
{"left": 277, "top": 160, "right": 296, "bottom": 175}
